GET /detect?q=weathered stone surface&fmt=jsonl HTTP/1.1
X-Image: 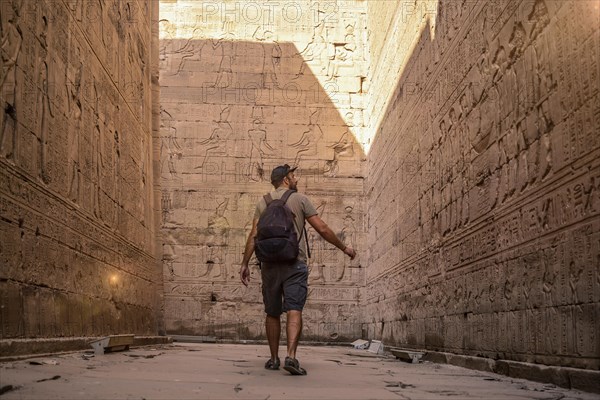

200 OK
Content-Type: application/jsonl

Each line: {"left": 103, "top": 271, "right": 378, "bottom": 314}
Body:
{"left": 0, "top": 336, "right": 172, "bottom": 360}
{"left": 365, "top": 0, "right": 600, "bottom": 372}
{"left": 1, "top": 344, "right": 598, "bottom": 399}
{"left": 0, "top": 0, "right": 161, "bottom": 340}
{"left": 158, "top": 1, "right": 367, "bottom": 341}
{"left": 1, "top": 0, "right": 598, "bottom": 380}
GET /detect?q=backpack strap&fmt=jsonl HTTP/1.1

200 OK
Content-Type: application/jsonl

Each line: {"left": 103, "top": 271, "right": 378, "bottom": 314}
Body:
{"left": 304, "top": 225, "right": 311, "bottom": 259}
{"left": 280, "top": 189, "right": 296, "bottom": 204}
{"left": 263, "top": 193, "right": 273, "bottom": 206}
{"left": 283, "top": 190, "right": 312, "bottom": 259}
{"left": 268, "top": 189, "right": 312, "bottom": 259}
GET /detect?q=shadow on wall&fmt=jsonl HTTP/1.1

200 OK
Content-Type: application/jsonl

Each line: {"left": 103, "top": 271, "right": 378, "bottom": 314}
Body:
{"left": 159, "top": 38, "right": 365, "bottom": 183}
{"left": 158, "top": 37, "right": 366, "bottom": 340}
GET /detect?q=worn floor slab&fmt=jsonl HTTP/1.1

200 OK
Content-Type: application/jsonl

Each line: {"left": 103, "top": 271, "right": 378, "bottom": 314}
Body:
{"left": 0, "top": 343, "right": 597, "bottom": 400}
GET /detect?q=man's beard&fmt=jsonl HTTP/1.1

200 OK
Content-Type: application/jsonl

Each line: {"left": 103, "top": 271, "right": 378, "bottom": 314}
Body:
{"left": 289, "top": 180, "right": 298, "bottom": 191}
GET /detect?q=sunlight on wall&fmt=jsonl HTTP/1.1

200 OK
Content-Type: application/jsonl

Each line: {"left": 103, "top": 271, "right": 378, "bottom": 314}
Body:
{"left": 159, "top": 0, "right": 370, "bottom": 153}
{"left": 364, "top": 0, "right": 438, "bottom": 154}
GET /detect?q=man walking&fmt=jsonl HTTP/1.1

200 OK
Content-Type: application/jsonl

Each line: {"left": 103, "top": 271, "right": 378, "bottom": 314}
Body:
{"left": 240, "top": 164, "right": 356, "bottom": 375}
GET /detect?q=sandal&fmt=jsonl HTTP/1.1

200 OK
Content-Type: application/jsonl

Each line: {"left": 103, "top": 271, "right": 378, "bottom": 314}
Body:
{"left": 264, "top": 357, "right": 280, "bottom": 370}
{"left": 284, "top": 356, "right": 307, "bottom": 375}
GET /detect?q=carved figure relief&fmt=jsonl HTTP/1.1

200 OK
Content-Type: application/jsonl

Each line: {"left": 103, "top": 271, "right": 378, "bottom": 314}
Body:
{"left": 171, "top": 27, "right": 204, "bottom": 76}
{"left": 213, "top": 19, "right": 235, "bottom": 88}
{"left": 253, "top": 28, "right": 281, "bottom": 89}
{"left": 195, "top": 106, "right": 233, "bottom": 171}
{"left": 295, "top": 20, "right": 330, "bottom": 78}
{"left": 36, "top": 15, "right": 53, "bottom": 184}
{"left": 160, "top": 107, "right": 182, "bottom": 179}
{"left": 471, "top": 45, "right": 500, "bottom": 155}
{"left": 67, "top": 45, "right": 83, "bottom": 203}
{"left": 336, "top": 206, "right": 358, "bottom": 281}
{"left": 163, "top": 230, "right": 177, "bottom": 281}
{"left": 325, "top": 112, "right": 355, "bottom": 177}
{"left": 91, "top": 81, "right": 103, "bottom": 219}
{"left": 158, "top": 18, "right": 176, "bottom": 70}
{"left": 202, "top": 197, "right": 230, "bottom": 279}
{"left": 247, "top": 118, "right": 274, "bottom": 182}
{"left": 291, "top": 108, "right": 323, "bottom": 167}
{"left": 529, "top": 1, "right": 555, "bottom": 99}
{"left": 0, "top": 0, "right": 22, "bottom": 161}
{"left": 326, "top": 24, "right": 357, "bottom": 81}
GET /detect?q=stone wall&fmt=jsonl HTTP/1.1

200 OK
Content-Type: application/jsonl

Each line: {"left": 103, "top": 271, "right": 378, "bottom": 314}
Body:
{"left": 159, "top": 0, "right": 367, "bottom": 341}
{"left": 0, "top": 0, "right": 161, "bottom": 338}
{"left": 365, "top": 0, "right": 600, "bottom": 369}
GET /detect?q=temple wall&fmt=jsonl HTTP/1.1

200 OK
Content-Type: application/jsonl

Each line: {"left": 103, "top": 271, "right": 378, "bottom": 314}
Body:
{"left": 365, "top": 0, "right": 600, "bottom": 369}
{"left": 158, "top": 1, "right": 368, "bottom": 341}
{"left": 0, "top": 0, "right": 161, "bottom": 338}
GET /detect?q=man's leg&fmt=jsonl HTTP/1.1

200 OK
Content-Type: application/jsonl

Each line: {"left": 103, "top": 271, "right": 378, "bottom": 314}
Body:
{"left": 286, "top": 310, "right": 302, "bottom": 359}
{"left": 265, "top": 314, "right": 281, "bottom": 361}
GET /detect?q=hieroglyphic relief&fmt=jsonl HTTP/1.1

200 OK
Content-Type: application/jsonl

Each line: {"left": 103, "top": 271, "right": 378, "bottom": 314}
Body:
{"left": 1, "top": 0, "right": 160, "bottom": 340}
{"left": 66, "top": 41, "right": 83, "bottom": 203}
{"left": 159, "top": 1, "right": 367, "bottom": 339}
{"left": 213, "top": 19, "right": 235, "bottom": 88}
{"left": 295, "top": 19, "right": 330, "bottom": 78}
{"left": 324, "top": 112, "right": 355, "bottom": 177}
{"left": 247, "top": 115, "right": 274, "bottom": 181}
{"left": 195, "top": 106, "right": 233, "bottom": 171}
{"left": 159, "top": 107, "right": 182, "bottom": 179}
{"left": 366, "top": 0, "right": 600, "bottom": 369}
{"left": 290, "top": 108, "right": 324, "bottom": 167}
{"left": 253, "top": 28, "right": 282, "bottom": 89}
{"left": 0, "top": 0, "right": 22, "bottom": 161}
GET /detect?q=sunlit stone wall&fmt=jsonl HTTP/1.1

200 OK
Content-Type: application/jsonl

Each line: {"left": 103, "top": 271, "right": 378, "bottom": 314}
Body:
{"left": 365, "top": 0, "right": 600, "bottom": 369}
{"left": 159, "top": 0, "right": 367, "bottom": 341}
{"left": 0, "top": 0, "right": 161, "bottom": 338}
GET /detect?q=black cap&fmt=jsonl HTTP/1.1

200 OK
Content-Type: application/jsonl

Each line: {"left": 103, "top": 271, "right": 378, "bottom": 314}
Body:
{"left": 270, "top": 164, "right": 297, "bottom": 184}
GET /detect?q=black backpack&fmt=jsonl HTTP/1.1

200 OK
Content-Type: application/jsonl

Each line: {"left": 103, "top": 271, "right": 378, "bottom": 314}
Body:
{"left": 254, "top": 189, "right": 308, "bottom": 263}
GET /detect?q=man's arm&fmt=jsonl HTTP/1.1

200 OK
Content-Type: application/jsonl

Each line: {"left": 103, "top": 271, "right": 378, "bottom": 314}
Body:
{"left": 306, "top": 215, "right": 356, "bottom": 259}
{"left": 239, "top": 218, "right": 259, "bottom": 286}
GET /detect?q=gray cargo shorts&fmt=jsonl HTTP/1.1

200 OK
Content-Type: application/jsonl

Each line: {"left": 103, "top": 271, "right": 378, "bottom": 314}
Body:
{"left": 260, "top": 260, "right": 308, "bottom": 317}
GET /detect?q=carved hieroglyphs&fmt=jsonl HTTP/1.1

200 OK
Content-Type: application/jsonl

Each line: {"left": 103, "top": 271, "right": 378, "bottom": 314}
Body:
{"left": 1, "top": 0, "right": 598, "bottom": 371}
{"left": 365, "top": 0, "right": 600, "bottom": 369}
{"left": 0, "top": 0, "right": 161, "bottom": 338}
{"left": 159, "top": 0, "right": 367, "bottom": 340}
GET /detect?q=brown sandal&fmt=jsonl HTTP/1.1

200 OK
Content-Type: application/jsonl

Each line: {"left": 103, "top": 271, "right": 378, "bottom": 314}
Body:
{"left": 283, "top": 357, "right": 307, "bottom": 375}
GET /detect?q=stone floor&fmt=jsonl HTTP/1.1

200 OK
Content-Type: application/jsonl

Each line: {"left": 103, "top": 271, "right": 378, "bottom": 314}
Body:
{"left": 0, "top": 343, "right": 597, "bottom": 400}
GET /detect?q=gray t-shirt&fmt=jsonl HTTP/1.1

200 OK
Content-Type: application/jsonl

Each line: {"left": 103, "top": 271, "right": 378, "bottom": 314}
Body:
{"left": 254, "top": 187, "right": 318, "bottom": 263}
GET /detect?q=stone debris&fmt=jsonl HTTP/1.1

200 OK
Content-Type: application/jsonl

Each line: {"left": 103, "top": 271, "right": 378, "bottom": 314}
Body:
{"left": 0, "top": 344, "right": 597, "bottom": 399}
{"left": 368, "top": 340, "right": 384, "bottom": 355}
{"left": 90, "top": 335, "right": 134, "bottom": 355}
{"left": 390, "top": 348, "right": 425, "bottom": 364}
{"left": 28, "top": 359, "right": 59, "bottom": 366}
{"left": 351, "top": 339, "right": 369, "bottom": 350}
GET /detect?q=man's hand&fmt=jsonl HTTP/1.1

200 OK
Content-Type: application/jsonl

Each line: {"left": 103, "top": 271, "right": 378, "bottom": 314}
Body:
{"left": 240, "top": 264, "right": 251, "bottom": 286}
{"left": 343, "top": 246, "right": 356, "bottom": 260}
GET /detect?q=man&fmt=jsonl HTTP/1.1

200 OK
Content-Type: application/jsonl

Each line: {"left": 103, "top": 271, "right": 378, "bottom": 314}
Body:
{"left": 240, "top": 164, "right": 356, "bottom": 375}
